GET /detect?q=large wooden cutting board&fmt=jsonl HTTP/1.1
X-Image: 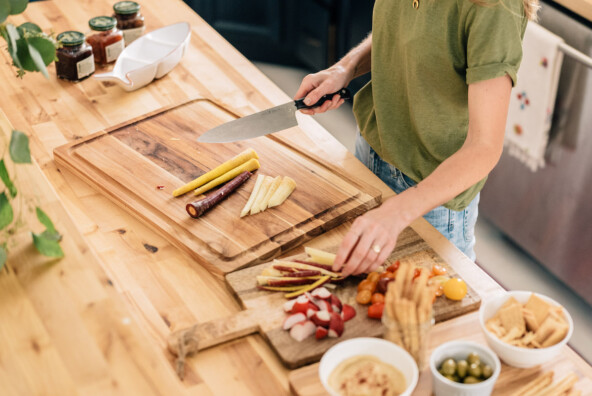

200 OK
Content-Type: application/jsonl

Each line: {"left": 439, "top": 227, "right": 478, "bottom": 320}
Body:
{"left": 173, "top": 227, "right": 480, "bottom": 371}
{"left": 54, "top": 98, "right": 381, "bottom": 277}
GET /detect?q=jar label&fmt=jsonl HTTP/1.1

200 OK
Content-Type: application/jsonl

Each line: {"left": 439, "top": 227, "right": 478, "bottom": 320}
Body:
{"left": 106, "top": 40, "right": 124, "bottom": 63}
{"left": 77, "top": 54, "right": 95, "bottom": 79}
{"left": 123, "top": 26, "right": 145, "bottom": 46}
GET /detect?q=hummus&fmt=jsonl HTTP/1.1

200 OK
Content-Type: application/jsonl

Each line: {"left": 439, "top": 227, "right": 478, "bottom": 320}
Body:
{"left": 328, "top": 355, "right": 406, "bottom": 396}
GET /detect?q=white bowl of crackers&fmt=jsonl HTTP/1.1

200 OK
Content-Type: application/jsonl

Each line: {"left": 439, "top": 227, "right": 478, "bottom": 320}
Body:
{"left": 479, "top": 291, "right": 573, "bottom": 368}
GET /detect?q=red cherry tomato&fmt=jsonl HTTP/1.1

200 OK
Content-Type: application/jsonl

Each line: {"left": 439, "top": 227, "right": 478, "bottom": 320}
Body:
{"left": 367, "top": 302, "right": 385, "bottom": 319}
{"left": 431, "top": 264, "right": 448, "bottom": 277}
{"left": 387, "top": 260, "right": 400, "bottom": 273}
{"left": 371, "top": 293, "right": 385, "bottom": 304}
{"left": 379, "top": 271, "right": 395, "bottom": 280}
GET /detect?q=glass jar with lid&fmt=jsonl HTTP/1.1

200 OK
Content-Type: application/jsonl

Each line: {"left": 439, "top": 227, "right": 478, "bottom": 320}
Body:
{"left": 86, "top": 16, "right": 124, "bottom": 65}
{"left": 56, "top": 31, "right": 95, "bottom": 81}
{"left": 113, "top": 1, "right": 145, "bottom": 46}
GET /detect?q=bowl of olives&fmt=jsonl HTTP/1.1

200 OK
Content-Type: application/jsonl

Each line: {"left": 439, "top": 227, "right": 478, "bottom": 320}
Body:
{"left": 429, "top": 340, "right": 500, "bottom": 396}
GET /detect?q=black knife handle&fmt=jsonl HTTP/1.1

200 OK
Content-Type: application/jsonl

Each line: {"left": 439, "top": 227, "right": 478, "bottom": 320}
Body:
{"left": 294, "top": 88, "right": 352, "bottom": 110}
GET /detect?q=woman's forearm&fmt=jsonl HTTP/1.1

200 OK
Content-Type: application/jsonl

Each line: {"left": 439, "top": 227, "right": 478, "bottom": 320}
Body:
{"left": 333, "top": 33, "right": 372, "bottom": 84}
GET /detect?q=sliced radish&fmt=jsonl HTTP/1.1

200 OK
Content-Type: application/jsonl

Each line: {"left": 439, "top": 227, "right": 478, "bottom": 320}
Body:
{"left": 330, "top": 294, "right": 342, "bottom": 313}
{"left": 282, "top": 312, "right": 306, "bottom": 330}
{"left": 306, "top": 306, "right": 319, "bottom": 318}
{"left": 328, "top": 312, "right": 344, "bottom": 338}
{"left": 341, "top": 304, "right": 356, "bottom": 322}
{"left": 315, "top": 326, "right": 328, "bottom": 340}
{"left": 290, "top": 320, "right": 316, "bottom": 342}
{"left": 283, "top": 299, "right": 297, "bottom": 313}
{"left": 311, "top": 287, "right": 332, "bottom": 300}
{"left": 315, "top": 299, "right": 333, "bottom": 312}
{"left": 310, "top": 310, "right": 332, "bottom": 327}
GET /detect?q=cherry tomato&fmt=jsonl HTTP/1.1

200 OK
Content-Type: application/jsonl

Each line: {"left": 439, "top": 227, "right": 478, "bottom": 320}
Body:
{"left": 357, "top": 279, "right": 377, "bottom": 294}
{"left": 371, "top": 293, "right": 385, "bottom": 304}
{"left": 431, "top": 264, "right": 448, "bottom": 277}
{"left": 443, "top": 278, "right": 467, "bottom": 301}
{"left": 356, "top": 289, "right": 372, "bottom": 305}
{"left": 366, "top": 272, "right": 380, "bottom": 284}
{"left": 367, "top": 302, "right": 385, "bottom": 319}
{"left": 377, "top": 277, "right": 394, "bottom": 294}
{"left": 387, "top": 260, "right": 400, "bottom": 273}
{"left": 379, "top": 271, "right": 396, "bottom": 280}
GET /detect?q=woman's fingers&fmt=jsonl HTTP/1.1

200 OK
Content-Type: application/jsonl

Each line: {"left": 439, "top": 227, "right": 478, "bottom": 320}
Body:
{"left": 341, "top": 228, "right": 379, "bottom": 277}
{"left": 333, "top": 229, "right": 360, "bottom": 272}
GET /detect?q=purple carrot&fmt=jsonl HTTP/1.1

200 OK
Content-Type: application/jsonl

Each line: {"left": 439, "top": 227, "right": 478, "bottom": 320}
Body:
{"left": 186, "top": 171, "right": 252, "bottom": 218}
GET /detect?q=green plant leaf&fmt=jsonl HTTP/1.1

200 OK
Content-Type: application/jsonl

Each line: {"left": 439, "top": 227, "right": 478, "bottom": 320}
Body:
{"left": 5, "top": 23, "right": 22, "bottom": 69}
{"left": 36, "top": 207, "right": 56, "bottom": 233}
{"left": 32, "top": 231, "right": 64, "bottom": 258}
{"left": 15, "top": 35, "right": 54, "bottom": 73}
{"left": 0, "top": 0, "right": 10, "bottom": 24}
{"left": 9, "top": 130, "right": 31, "bottom": 163}
{"left": 27, "top": 39, "right": 49, "bottom": 78}
{"left": 41, "top": 229, "right": 62, "bottom": 241}
{"left": 9, "top": 0, "right": 28, "bottom": 15}
{"left": 0, "top": 159, "right": 17, "bottom": 198}
{"left": 0, "top": 245, "right": 6, "bottom": 271}
{"left": 0, "top": 192, "right": 14, "bottom": 230}
{"left": 17, "top": 21, "right": 41, "bottom": 35}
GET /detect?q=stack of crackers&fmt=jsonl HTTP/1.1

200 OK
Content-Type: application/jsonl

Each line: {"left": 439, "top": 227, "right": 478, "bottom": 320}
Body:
{"left": 486, "top": 294, "right": 569, "bottom": 348}
{"left": 384, "top": 262, "right": 435, "bottom": 365}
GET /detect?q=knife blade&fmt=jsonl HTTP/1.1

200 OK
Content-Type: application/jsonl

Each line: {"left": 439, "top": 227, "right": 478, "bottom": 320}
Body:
{"left": 197, "top": 88, "right": 351, "bottom": 143}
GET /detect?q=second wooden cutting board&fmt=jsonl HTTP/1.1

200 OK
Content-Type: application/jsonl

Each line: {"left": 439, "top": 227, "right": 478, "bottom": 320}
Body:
{"left": 170, "top": 227, "right": 481, "bottom": 375}
{"left": 54, "top": 98, "right": 381, "bottom": 277}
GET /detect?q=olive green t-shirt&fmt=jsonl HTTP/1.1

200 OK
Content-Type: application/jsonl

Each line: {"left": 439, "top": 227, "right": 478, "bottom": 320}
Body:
{"left": 353, "top": 0, "right": 527, "bottom": 211}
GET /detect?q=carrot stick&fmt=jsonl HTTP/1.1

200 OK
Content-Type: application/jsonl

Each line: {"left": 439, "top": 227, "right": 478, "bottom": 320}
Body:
{"left": 193, "top": 158, "right": 260, "bottom": 196}
{"left": 173, "top": 148, "right": 258, "bottom": 197}
{"left": 186, "top": 171, "right": 251, "bottom": 218}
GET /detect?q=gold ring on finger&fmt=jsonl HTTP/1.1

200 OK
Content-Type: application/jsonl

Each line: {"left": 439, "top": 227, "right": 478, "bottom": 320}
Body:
{"left": 372, "top": 244, "right": 381, "bottom": 254}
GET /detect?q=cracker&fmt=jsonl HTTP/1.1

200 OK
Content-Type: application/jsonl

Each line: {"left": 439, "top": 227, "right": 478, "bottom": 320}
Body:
{"left": 499, "top": 303, "right": 526, "bottom": 336}
{"left": 523, "top": 308, "right": 539, "bottom": 332}
{"left": 541, "top": 323, "right": 569, "bottom": 348}
{"left": 524, "top": 294, "right": 552, "bottom": 326}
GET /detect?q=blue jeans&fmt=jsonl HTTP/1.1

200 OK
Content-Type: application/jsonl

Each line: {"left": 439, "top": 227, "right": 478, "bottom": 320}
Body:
{"left": 354, "top": 133, "right": 479, "bottom": 261}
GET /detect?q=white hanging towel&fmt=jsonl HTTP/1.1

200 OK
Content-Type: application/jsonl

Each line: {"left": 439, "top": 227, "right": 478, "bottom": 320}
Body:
{"left": 504, "top": 22, "right": 564, "bottom": 171}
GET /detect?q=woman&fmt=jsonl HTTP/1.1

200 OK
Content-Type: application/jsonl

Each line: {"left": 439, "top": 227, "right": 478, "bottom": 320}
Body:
{"left": 295, "top": 0, "right": 539, "bottom": 276}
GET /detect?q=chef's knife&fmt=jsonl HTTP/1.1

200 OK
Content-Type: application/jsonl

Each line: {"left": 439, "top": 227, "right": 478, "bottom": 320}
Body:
{"left": 198, "top": 88, "right": 351, "bottom": 143}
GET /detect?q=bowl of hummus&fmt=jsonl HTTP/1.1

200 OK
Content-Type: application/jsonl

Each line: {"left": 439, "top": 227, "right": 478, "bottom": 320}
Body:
{"left": 319, "top": 337, "right": 419, "bottom": 396}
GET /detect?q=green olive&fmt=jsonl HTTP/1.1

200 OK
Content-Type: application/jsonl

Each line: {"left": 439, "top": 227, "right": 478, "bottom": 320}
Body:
{"left": 467, "top": 352, "right": 480, "bottom": 365}
{"left": 468, "top": 362, "right": 482, "bottom": 378}
{"left": 464, "top": 376, "right": 482, "bottom": 384}
{"left": 444, "top": 374, "right": 460, "bottom": 383}
{"left": 482, "top": 365, "right": 493, "bottom": 379}
{"left": 440, "top": 358, "right": 457, "bottom": 376}
{"left": 456, "top": 360, "right": 468, "bottom": 378}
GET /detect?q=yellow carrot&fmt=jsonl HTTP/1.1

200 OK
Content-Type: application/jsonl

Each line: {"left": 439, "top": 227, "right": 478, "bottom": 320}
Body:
{"left": 193, "top": 158, "right": 260, "bottom": 196}
{"left": 173, "top": 148, "right": 258, "bottom": 197}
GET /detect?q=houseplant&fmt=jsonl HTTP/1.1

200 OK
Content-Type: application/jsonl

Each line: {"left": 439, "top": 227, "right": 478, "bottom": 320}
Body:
{"left": 0, "top": 0, "right": 63, "bottom": 268}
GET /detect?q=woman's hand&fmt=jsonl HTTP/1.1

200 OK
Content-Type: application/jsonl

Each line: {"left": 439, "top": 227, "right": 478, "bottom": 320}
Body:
{"left": 294, "top": 65, "right": 353, "bottom": 115}
{"left": 332, "top": 200, "right": 411, "bottom": 277}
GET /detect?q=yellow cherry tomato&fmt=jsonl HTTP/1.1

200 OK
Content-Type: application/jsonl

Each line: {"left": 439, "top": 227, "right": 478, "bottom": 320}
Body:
{"left": 443, "top": 278, "right": 467, "bottom": 301}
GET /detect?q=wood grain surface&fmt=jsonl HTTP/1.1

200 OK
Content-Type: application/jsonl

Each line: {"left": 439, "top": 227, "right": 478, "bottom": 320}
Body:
{"left": 1, "top": 1, "right": 591, "bottom": 395}
{"left": 289, "top": 312, "right": 592, "bottom": 396}
{"left": 54, "top": 98, "right": 381, "bottom": 276}
{"left": 220, "top": 227, "right": 480, "bottom": 369}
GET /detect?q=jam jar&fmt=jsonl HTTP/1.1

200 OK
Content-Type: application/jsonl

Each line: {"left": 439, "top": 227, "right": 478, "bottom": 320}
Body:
{"left": 55, "top": 31, "right": 95, "bottom": 81}
{"left": 113, "top": 1, "right": 145, "bottom": 46}
{"left": 86, "top": 16, "right": 124, "bottom": 65}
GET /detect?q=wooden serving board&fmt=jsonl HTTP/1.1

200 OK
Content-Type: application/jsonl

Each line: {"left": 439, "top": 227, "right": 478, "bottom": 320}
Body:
{"left": 54, "top": 98, "right": 381, "bottom": 277}
{"left": 174, "top": 227, "right": 481, "bottom": 371}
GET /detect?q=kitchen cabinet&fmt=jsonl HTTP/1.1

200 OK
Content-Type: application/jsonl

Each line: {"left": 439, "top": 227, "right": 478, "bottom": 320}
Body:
{"left": 184, "top": 0, "right": 375, "bottom": 92}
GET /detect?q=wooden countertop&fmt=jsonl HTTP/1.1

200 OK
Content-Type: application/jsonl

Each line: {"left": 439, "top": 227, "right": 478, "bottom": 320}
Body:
{"left": 0, "top": 1, "right": 590, "bottom": 395}
{"left": 555, "top": 0, "right": 592, "bottom": 21}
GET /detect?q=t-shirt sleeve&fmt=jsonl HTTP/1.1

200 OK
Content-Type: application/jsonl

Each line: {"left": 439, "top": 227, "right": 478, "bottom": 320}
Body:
{"left": 464, "top": 0, "right": 527, "bottom": 86}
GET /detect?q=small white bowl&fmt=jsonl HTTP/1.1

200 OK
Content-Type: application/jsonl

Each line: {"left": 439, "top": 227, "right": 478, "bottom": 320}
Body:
{"left": 319, "top": 337, "right": 418, "bottom": 396}
{"left": 94, "top": 22, "right": 191, "bottom": 91}
{"left": 479, "top": 291, "right": 573, "bottom": 368}
{"left": 430, "top": 340, "right": 501, "bottom": 396}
